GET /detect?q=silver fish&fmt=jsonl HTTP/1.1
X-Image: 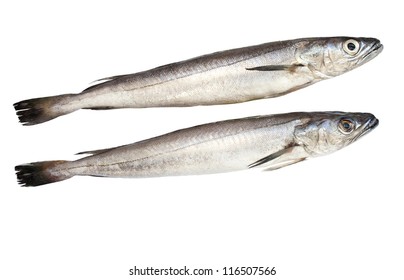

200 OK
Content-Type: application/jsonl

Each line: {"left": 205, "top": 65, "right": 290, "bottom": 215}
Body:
{"left": 14, "top": 37, "right": 382, "bottom": 125}
{"left": 16, "top": 111, "right": 378, "bottom": 186}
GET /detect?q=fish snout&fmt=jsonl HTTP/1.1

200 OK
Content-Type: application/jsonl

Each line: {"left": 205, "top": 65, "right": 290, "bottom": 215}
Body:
{"left": 366, "top": 115, "right": 379, "bottom": 130}
{"left": 362, "top": 38, "right": 383, "bottom": 60}
{"left": 371, "top": 39, "right": 383, "bottom": 53}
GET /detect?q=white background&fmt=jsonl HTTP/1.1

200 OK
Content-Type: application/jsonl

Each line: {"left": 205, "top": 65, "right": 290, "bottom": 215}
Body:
{"left": 1, "top": 1, "right": 403, "bottom": 279}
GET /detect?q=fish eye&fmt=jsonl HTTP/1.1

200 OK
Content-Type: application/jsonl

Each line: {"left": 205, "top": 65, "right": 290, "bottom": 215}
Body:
{"left": 343, "top": 39, "right": 360, "bottom": 55}
{"left": 338, "top": 119, "right": 355, "bottom": 134}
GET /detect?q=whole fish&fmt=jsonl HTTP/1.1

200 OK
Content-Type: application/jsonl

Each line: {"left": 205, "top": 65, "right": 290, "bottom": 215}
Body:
{"left": 16, "top": 111, "right": 378, "bottom": 186}
{"left": 14, "top": 37, "right": 382, "bottom": 125}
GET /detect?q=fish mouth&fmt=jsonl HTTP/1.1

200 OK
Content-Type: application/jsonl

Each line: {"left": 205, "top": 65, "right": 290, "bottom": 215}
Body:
{"left": 359, "top": 116, "right": 379, "bottom": 138}
{"left": 363, "top": 40, "right": 383, "bottom": 60}
{"left": 349, "top": 115, "right": 378, "bottom": 144}
{"left": 366, "top": 117, "right": 379, "bottom": 130}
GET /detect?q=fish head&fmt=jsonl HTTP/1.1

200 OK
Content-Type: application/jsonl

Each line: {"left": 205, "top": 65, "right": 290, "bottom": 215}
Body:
{"left": 294, "top": 112, "right": 378, "bottom": 157}
{"left": 297, "top": 37, "right": 383, "bottom": 78}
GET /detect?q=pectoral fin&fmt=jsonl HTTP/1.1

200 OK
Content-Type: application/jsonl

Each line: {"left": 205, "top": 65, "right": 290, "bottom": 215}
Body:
{"left": 248, "top": 146, "right": 307, "bottom": 170}
{"left": 263, "top": 158, "right": 306, "bottom": 171}
{"left": 246, "top": 64, "right": 304, "bottom": 72}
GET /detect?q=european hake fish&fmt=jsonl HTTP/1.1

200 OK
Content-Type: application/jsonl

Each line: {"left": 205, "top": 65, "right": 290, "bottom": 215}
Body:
{"left": 15, "top": 112, "right": 378, "bottom": 186}
{"left": 14, "top": 37, "right": 382, "bottom": 125}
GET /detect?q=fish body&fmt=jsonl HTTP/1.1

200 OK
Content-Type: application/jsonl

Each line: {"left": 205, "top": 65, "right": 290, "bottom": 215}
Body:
{"left": 15, "top": 112, "right": 378, "bottom": 186}
{"left": 14, "top": 37, "right": 383, "bottom": 125}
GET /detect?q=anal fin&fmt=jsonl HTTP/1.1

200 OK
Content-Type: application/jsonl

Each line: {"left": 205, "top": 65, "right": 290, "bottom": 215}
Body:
{"left": 83, "top": 106, "right": 116, "bottom": 110}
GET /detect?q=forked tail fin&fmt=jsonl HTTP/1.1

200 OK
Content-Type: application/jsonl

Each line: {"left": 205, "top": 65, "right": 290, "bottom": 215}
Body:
{"left": 15, "top": 161, "right": 73, "bottom": 187}
{"left": 14, "top": 94, "right": 78, "bottom": 126}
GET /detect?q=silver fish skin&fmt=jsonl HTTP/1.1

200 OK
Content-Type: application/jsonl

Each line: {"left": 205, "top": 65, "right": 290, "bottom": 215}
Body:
{"left": 15, "top": 111, "right": 378, "bottom": 186}
{"left": 14, "top": 37, "right": 382, "bottom": 125}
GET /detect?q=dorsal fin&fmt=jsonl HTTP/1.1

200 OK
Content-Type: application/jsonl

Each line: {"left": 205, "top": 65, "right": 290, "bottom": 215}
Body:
{"left": 75, "top": 143, "right": 131, "bottom": 156}
{"left": 82, "top": 74, "right": 133, "bottom": 92}
{"left": 76, "top": 148, "right": 115, "bottom": 156}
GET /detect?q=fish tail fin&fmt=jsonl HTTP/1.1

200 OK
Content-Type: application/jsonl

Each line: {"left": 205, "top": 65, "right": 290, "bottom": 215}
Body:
{"left": 13, "top": 94, "right": 78, "bottom": 126}
{"left": 15, "top": 160, "right": 73, "bottom": 187}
